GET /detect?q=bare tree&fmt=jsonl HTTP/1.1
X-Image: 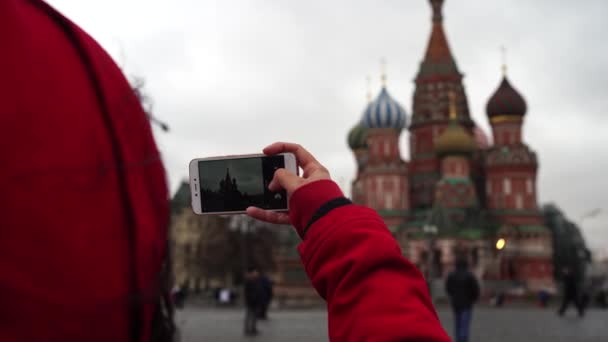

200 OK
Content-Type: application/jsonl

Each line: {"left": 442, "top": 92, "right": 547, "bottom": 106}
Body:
{"left": 131, "top": 76, "right": 169, "bottom": 132}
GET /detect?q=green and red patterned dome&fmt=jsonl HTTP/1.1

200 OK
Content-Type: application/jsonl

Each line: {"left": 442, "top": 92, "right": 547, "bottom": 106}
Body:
{"left": 347, "top": 123, "right": 368, "bottom": 150}
{"left": 486, "top": 77, "right": 527, "bottom": 118}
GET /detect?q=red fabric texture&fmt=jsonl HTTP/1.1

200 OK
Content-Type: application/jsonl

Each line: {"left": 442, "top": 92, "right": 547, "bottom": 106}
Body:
{"left": 288, "top": 179, "right": 344, "bottom": 238}
{"left": 0, "top": 1, "right": 168, "bottom": 341}
{"left": 290, "top": 181, "right": 451, "bottom": 341}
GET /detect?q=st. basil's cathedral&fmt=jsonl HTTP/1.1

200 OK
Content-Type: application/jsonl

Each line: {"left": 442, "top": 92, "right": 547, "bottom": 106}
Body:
{"left": 347, "top": 0, "right": 554, "bottom": 291}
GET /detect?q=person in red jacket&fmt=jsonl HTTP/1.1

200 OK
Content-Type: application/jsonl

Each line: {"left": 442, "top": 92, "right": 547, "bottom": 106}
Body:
{"left": 1, "top": 1, "right": 173, "bottom": 341}
{"left": 247, "top": 142, "right": 451, "bottom": 342}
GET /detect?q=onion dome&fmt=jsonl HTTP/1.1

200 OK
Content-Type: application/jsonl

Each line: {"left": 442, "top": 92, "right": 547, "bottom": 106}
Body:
{"left": 435, "top": 91, "right": 476, "bottom": 155}
{"left": 347, "top": 123, "right": 368, "bottom": 150}
{"left": 435, "top": 122, "right": 476, "bottom": 155}
{"left": 361, "top": 87, "right": 408, "bottom": 130}
{"left": 486, "top": 77, "right": 527, "bottom": 118}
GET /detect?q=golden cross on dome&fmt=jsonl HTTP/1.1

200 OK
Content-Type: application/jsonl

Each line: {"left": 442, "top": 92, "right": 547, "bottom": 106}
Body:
{"left": 380, "top": 57, "right": 387, "bottom": 87}
{"left": 448, "top": 90, "right": 458, "bottom": 120}
{"left": 501, "top": 46, "right": 508, "bottom": 76}
{"left": 366, "top": 75, "right": 372, "bottom": 103}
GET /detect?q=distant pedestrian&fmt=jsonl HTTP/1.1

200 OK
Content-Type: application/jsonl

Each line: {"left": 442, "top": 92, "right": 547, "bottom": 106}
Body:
{"left": 172, "top": 284, "right": 188, "bottom": 309}
{"left": 258, "top": 273, "right": 274, "bottom": 320}
{"left": 538, "top": 289, "right": 551, "bottom": 308}
{"left": 446, "top": 258, "right": 480, "bottom": 342}
{"left": 558, "top": 267, "right": 584, "bottom": 317}
{"left": 244, "top": 267, "right": 263, "bottom": 336}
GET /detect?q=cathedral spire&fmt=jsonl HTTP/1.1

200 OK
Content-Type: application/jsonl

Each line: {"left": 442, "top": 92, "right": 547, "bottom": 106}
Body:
{"left": 430, "top": 0, "right": 444, "bottom": 23}
{"left": 419, "top": 0, "right": 460, "bottom": 79}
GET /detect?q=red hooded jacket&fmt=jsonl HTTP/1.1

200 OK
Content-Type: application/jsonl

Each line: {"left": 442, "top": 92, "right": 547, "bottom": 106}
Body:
{"left": 0, "top": 1, "right": 168, "bottom": 341}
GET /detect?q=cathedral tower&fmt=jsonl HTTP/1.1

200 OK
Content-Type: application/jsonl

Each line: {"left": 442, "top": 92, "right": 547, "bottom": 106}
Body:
{"left": 434, "top": 92, "right": 478, "bottom": 209}
{"left": 409, "top": 0, "right": 474, "bottom": 209}
{"left": 484, "top": 70, "right": 539, "bottom": 217}
{"left": 349, "top": 70, "right": 410, "bottom": 230}
{"left": 484, "top": 67, "right": 553, "bottom": 287}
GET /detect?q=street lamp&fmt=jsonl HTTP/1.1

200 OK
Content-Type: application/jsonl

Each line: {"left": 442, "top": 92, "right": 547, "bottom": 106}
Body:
{"left": 494, "top": 238, "right": 507, "bottom": 280}
{"left": 229, "top": 215, "right": 251, "bottom": 281}
{"left": 423, "top": 224, "right": 438, "bottom": 297}
{"left": 496, "top": 238, "right": 506, "bottom": 251}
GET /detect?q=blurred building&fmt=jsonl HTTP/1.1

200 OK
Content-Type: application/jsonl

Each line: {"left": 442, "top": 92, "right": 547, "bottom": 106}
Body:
{"left": 170, "top": 181, "right": 234, "bottom": 292}
{"left": 347, "top": 0, "right": 554, "bottom": 292}
{"left": 170, "top": 181, "right": 315, "bottom": 304}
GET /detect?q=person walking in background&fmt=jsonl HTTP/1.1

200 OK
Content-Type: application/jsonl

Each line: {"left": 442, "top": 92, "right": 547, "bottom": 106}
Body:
{"left": 446, "top": 258, "right": 480, "bottom": 342}
{"left": 258, "top": 272, "right": 273, "bottom": 320}
{"left": 172, "top": 284, "right": 188, "bottom": 309}
{"left": 244, "top": 267, "right": 263, "bottom": 336}
{"left": 558, "top": 267, "right": 584, "bottom": 317}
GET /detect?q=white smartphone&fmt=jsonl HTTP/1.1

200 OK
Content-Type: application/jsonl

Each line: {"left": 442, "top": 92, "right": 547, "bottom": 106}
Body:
{"left": 189, "top": 153, "right": 298, "bottom": 215}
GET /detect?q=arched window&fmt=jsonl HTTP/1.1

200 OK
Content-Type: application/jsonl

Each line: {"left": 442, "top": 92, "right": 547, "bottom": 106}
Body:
{"left": 526, "top": 179, "right": 533, "bottom": 194}
{"left": 504, "top": 178, "right": 511, "bottom": 195}
{"left": 515, "top": 194, "right": 523, "bottom": 209}
{"left": 386, "top": 194, "right": 393, "bottom": 209}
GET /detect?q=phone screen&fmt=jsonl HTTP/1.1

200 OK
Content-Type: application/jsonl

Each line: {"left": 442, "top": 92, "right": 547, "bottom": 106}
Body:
{"left": 198, "top": 155, "right": 287, "bottom": 213}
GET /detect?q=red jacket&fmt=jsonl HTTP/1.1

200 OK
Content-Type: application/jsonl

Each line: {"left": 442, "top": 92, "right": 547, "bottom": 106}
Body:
{"left": 289, "top": 180, "right": 451, "bottom": 341}
{"left": 0, "top": 1, "right": 168, "bottom": 341}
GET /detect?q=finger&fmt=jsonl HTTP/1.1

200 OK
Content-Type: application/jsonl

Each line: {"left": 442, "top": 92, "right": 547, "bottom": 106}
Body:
{"left": 246, "top": 207, "right": 290, "bottom": 225}
{"left": 301, "top": 164, "right": 330, "bottom": 179}
{"left": 263, "top": 142, "right": 320, "bottom": 174}
{"left": 268, "top": 168, "right": 301, "bottom": 193}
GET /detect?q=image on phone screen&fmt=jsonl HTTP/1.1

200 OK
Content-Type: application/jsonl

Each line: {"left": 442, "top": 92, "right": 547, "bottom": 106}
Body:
{"left": 198, "top": 155, "right": 287, "bottom": 213}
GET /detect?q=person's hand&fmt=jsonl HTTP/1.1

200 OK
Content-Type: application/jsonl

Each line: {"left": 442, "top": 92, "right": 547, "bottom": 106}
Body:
{"left": 246, "top": 142, "right": 331, "bottom": 224}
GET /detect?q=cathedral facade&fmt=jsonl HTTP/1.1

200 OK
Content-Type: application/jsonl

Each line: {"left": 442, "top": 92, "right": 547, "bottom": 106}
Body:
{"left": 348, "top": 0, "right": 554, "bottom": 292}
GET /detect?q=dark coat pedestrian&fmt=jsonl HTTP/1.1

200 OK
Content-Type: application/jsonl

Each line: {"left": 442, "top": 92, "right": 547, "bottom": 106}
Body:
{"left": 258, "top": 274, "right": 273, "bottom": 319}
{"left": 244, "top": 268, "right": 264, "bottom": 335}
{"left": 446, "top": 259, "right": 480, "bottom": 342}
{"left": 558, "top": 267, "right": 584, "bottom": 317}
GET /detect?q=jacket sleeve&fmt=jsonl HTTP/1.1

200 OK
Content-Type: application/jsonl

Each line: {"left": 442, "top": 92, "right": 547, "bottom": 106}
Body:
{"left": 289, "top": 180, "right": 450, "bottom": 342}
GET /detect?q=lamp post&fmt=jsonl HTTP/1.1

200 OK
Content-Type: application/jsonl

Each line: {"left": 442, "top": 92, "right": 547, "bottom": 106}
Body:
{"left": 229, "top": 215, "right": 251, "bottom": 283}
{"left": 423, "top": 224, "right": 438, "bottom": 297}
{"left": 495, "top": 237, "right": 506, "bottom": 279}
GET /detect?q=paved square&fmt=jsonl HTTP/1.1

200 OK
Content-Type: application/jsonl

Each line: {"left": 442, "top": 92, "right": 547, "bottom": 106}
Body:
{"left": 177, "top": 306, "right": 607, "bottom": 341}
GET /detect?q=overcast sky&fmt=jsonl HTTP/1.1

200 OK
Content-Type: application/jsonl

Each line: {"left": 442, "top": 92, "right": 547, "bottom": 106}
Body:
{"left": 47, "top": 0, "right": 608, "bottom": 254}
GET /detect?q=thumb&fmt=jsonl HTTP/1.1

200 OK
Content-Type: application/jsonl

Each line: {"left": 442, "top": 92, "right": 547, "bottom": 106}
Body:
{"left": 268, "top": 168, "right": 301, "bottom": 194}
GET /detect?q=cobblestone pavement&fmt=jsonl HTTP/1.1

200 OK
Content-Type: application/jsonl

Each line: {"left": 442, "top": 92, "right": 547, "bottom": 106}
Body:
{"left": 177, "top": 306, "right": 607, "bottom": 342}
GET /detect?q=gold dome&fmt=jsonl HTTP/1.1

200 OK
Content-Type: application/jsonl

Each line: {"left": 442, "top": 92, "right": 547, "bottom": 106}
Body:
{"left": 434, "top": 122, "right": 476, "bottom": 155}
{"left": 434, "top": 91, "right": 476, "bottom": 156}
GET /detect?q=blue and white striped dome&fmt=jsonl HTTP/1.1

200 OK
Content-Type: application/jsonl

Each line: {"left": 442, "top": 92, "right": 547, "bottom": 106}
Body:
{"left": 361, "top": 87, "right": 408, "bottom": 130}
